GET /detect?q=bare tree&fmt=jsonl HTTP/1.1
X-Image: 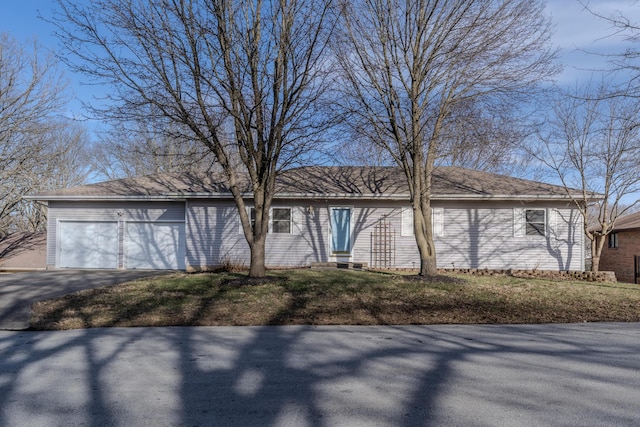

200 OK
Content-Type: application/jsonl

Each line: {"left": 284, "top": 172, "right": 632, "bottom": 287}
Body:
{"left": 535, "top": 81, "right": 640, "bottom": 272}
{"left": 336, "top": 100, "right": 534, "bottom": 176}
{"left": 434, "top": 100, "right": 537, "bottom": 176}
{"left": 92, "top": 114, "right": 217, "bottom": 180}
{"left": 13, "top": 121, "right": 90, "bottom": 234}
{"left": 577, "top": 1, "right": 640, "bottom": 94}
{"left": 54, "top": 0, "right": 335, "bottom": 277}
{"left": 335, "top": 0, "right": 557, "bottom": 276}
{"left": 0, "top": 33, "right": 89, "bottom": 237}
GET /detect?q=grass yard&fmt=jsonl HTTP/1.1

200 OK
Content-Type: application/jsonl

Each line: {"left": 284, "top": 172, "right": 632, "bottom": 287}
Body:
{"left": 30, "top": 269, "right": 640, "bottom": 330}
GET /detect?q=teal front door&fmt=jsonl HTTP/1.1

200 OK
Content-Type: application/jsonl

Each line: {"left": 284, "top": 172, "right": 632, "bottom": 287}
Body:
{"left": 331, "top": 208, "right": 351, "bottom": 254}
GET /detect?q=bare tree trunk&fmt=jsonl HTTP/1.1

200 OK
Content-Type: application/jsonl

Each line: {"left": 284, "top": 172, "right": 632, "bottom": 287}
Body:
{"left": 414, "top": 204, "right": 437, "bottom": 276}
{"left": 249, "top": 237, "right": 267, "bottom": 278}
{"left": 591, "top": 234, "right": 607, "bottom": 273}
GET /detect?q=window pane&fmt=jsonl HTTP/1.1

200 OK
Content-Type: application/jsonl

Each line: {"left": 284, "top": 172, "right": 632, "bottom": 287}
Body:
{"left": 272, "top": 208, "right": 291, "bottom": 234}
{"left": 525, "top": 209, "right": 545, "bottom": 236}
{"left": 526, "top": 210, "right": 544, "bottom": 223}
{"left": 273, "top": 208, "right": 290, "bottom": 221}
{"left": 272, "top": 221, "right": 290, "bottom": 233}
{"left": 526, "top": 222, "right": 545, "bottom": 236}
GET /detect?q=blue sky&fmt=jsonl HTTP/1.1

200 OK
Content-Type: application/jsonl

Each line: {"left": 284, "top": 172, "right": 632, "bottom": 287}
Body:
{"left": 1, "top": 0, "right": 639, "bottom": 126}
{"left": 547, "top": 0, "right": 640, "bottom": 84}
{"left": 0, "top": 0, "right": 103, "bottom": 127}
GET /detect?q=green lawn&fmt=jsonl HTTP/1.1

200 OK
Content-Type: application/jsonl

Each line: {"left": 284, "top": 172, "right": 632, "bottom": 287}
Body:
{"left": 30, "top": 269, "right": 640, "bottom": 330}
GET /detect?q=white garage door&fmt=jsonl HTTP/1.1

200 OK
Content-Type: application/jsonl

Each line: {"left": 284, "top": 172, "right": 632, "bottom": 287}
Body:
{"left": 58, "top": 221, "right": 118, "bottom": 269}
{"left": 125, "top": 222, "right": 186, "bottom": 270}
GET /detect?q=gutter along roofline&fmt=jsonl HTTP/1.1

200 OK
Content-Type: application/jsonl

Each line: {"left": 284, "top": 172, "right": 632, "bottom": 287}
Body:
{"left": 25, "top": 192, "right": 592, "bottom": 202}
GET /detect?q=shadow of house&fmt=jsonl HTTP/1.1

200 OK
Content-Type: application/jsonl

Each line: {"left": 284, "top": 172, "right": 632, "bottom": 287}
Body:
{"left": 0, "top": 232, "right": 46, "bottom": 270}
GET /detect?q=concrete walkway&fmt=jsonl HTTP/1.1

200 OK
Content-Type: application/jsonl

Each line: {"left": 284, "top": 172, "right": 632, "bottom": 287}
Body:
{"left": 0, "top": 323, "right": 639, "bottom": 426}
{"left": 0, "top": 270, "right": 170, "bottom": 330}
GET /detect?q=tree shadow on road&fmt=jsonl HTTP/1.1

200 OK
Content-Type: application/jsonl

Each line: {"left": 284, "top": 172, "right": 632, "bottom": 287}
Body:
{"left": 0, "top": 322, "right": 639, "bottom": 426}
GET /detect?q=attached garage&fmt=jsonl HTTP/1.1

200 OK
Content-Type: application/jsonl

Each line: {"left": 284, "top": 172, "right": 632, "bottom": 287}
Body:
{"left": 125, "top": 222, "right": 186, "bottom": 270}
{"left": 44, "top": 200, "right": 187, "bottom": 271}
{"left": 58, "top": 221, "right": 119, "bottom": 269}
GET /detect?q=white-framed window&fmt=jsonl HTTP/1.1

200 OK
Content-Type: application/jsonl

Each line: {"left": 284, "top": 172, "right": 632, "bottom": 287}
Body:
{"left": 239, "top": 206, "right": 293, "bottom": 234}
{"left": 271, "top": 207, "right": 291, "bottom": 234}
{"left": 609, "top": 232, "right": 619, "bottom": 248}
{"left": 514, "top": 208, "right": 554, "bottom": 237}
{"left": 525, "top": 209, "right": 546, "bottom": 236}
{"left": 401, "top": 207, "right": 443, "bottom": 237}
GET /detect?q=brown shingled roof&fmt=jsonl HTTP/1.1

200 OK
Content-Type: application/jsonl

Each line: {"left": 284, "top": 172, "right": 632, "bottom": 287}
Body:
{"left": 610, "top": 211, "right": 640, "bottom": 231}
{"left": 28, "top": 166, "right": 581, "bottom": 201}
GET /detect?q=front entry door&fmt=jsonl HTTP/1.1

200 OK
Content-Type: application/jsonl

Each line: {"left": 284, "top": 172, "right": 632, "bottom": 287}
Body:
{"left": 331, "top": 208, "right": 351, "bottom": 254}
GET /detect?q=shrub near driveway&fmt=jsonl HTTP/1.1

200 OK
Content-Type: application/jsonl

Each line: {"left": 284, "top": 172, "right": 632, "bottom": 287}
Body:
{"left": 30, "top": 269, "right": 640, "bottom": 330}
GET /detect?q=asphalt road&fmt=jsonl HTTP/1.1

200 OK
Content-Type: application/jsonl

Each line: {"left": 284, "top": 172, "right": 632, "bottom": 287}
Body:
{"left": 1, "top": 323, "right": 639, "bottom": 426}
{"left": 0, "top": 270, "right": 171, "bottom": 330}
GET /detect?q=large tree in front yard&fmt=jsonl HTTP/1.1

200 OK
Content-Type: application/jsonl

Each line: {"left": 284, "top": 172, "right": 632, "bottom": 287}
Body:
{"left": 54, "top": 0, "right": 335, "bottom": 277}
{"left": 334, "top": 0, "right": 558, "bottom": 276}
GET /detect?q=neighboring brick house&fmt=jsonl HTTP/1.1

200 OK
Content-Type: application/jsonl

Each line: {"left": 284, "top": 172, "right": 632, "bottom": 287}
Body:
{"left": 599, "top": 212, "right": 640, "bottom": 283}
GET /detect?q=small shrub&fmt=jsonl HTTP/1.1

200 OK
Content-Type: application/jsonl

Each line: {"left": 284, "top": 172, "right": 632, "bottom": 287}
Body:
{"left": 216, "top": 257, "right": 248, "bottom": 273}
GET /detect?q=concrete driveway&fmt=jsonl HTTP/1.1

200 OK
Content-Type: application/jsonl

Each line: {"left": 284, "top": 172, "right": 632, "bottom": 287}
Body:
{"left": 0, "top": 323, "right": 639, "bottom": 426}
{"left": 0, "top": 270, "right": 171, "bottom": 330}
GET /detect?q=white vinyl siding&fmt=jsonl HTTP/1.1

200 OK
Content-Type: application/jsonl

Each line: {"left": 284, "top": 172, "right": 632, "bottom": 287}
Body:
{"left": 48, "top": 199, "right": 585, "bottom": 272}
{"left": 189, "top": 202, "right": 419, "bottom": 269}
{"left": 190, "top": 202, "right": 308, "bottom": 269}
{"left": 442, "top": 206, "right": 582, "bottom": 271}
{"left": 187, "top": 201, "right": 583, "bottom": 271}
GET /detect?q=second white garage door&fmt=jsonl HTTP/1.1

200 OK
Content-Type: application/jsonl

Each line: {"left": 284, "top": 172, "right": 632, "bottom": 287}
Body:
{"left": 125, "top": 222, "right": 186, "bottom": 270}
